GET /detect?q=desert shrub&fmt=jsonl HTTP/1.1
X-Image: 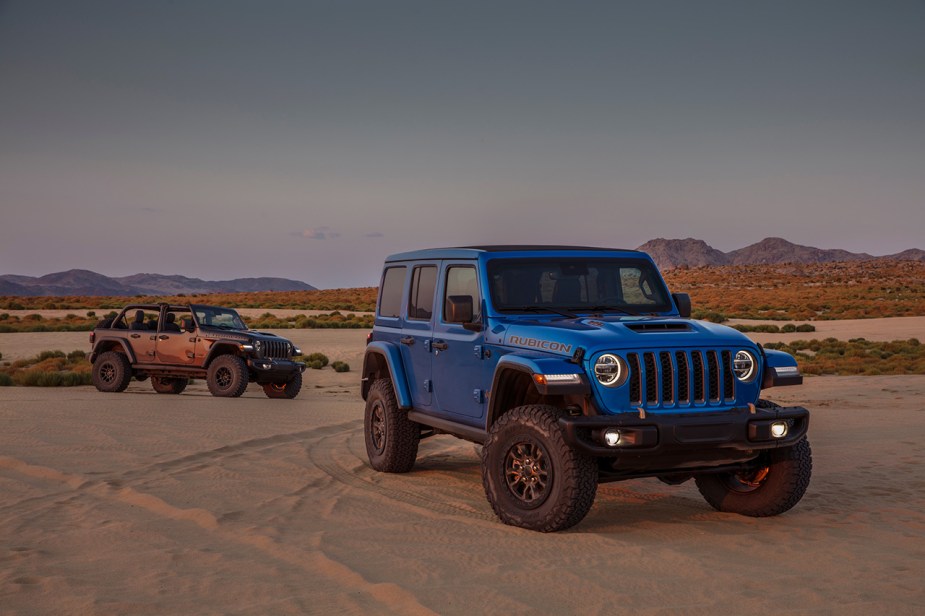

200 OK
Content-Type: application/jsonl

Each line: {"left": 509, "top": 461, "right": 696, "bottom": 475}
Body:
{"left": 0, "top": 313, "right": 8, "bottom": 320}
{"left": 0, "top": 351, "right": 3, "bottom": 361}
{"left": 694, "top": 310, "right": 727, "bottom": 323}
{"left": 306, "top": 352, "right": 329, "bottom": 367}
{"left": 26, "top": 313, "right": 43, "bottom": 321}
{"left": 781, "top": 323, "right": 796, "bottom": 333}
{"left": 86, "top": 311, "right": 96, "bottom": 317}
{"left": 0, "top": 350, "right": 92, "bottom": 387}
{"left": 763, "top": 338, "right": 925, "bottom": 375}
{"left": 331, "top": 361, "right": 350, "bottom": 373}
{"left": 0, "top": 373, "right": 12, "bottom": 386}
{"left": 308, "top": 360, "right": 324, "bottom": 369}
{"left": 795, "top": 324, "right": 816, "bottom": 332}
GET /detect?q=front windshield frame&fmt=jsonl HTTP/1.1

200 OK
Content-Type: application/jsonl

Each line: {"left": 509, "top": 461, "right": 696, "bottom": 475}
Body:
{"left": 191, "top": 305, "right": 248, "bottom": 330}
{"left": 486, "top": 257, "right": 673, "bottom": 315}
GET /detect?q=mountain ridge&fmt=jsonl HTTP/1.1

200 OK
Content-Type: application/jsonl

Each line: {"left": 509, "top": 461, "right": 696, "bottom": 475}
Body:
{"left": 0, "top": 269, "right": 316, "bottom": 297}
{"left": 636, "top": 237, "right": 925, "bottom": 270}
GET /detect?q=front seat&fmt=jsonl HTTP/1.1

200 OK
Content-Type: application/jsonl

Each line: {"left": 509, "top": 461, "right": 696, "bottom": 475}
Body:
{"left": 129, "top": 310, "right": 147, "bottom": 330}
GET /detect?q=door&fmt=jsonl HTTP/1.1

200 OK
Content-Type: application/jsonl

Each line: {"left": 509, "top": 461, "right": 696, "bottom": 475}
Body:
{"left": 155, "top": 309, "right": 196, "bottom": 365}
{"left": 431, "top": 263, "right": 486, "bottom": 420}
{"left": 400, "top": 264, "right": 438, "bottom": 409}
{"left": 119, "top": 308, "right": 158, "bottom": 363}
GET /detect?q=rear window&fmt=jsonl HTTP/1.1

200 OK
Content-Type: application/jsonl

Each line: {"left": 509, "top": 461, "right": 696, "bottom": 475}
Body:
{"left": 378, "top": 266, "right": 406, "bottom": 318}
{"left": 408, "top": 266, "right": 437, "bottom": 320}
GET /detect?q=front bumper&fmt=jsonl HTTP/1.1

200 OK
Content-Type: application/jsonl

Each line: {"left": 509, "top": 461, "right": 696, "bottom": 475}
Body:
{"left": 247, "top": 358, "right": 306, "bottom": 383}
{"left": 559, "top": 405, "right": 809, "bottom": 460}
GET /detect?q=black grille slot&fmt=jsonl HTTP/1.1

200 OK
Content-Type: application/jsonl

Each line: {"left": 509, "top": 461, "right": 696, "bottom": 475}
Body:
{"left": 675, "top": 351, "right": 690, "bottom": 403}
{"left": 706, "top": 351, "right": 720, "bottom": 402}
{"left": 643, "top": 352, "right": 658, "bottom": 404}
{"left": 263, "top": 340, "right": 290, "bottom": 359}
{"left": 691, "top": 351, "right": 705, "bottom": 402}
{"left": 628, "top": 353, "right": 642, "bottom": 405}
{"left": 659, "top": 352, "right": 674, "bottom": 404}
{"left": 721, "top": 351, "right": 735, "bottom": 401}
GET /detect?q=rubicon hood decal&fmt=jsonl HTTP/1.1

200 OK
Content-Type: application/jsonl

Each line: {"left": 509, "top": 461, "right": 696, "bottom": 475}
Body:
{"left": 507, "top": 335, "right": 573, "bottom": 354}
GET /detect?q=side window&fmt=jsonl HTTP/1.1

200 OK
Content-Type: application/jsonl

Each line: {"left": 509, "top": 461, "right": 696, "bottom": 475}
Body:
{"left": 378, "top": 266, "right": 406, "bottom": 318}
{"left": 408, "top": 266, "right": 437, "bottom": 320}
{"left": 443, "top": 266, "right": 480, "bottom": 321}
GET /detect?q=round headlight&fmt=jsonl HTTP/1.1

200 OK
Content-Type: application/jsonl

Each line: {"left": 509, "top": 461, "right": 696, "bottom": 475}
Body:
{"left": 253, "top": 340, "right": 263, "bottom": 353}
{"left": 733, "top": 350, "right": 757, "bottom": 382}
{"left": 594, "top": 354, "right": 627, "bottom": 387}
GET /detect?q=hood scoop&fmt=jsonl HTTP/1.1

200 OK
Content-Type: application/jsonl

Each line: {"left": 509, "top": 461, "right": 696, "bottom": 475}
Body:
{"left": 625, "top": 322, "right": 691, "bottom": 333}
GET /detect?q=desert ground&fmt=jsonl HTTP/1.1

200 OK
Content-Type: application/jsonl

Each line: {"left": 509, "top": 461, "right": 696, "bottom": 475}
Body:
{"left": 1, "top": 321, "right": 924, "bottom": 614}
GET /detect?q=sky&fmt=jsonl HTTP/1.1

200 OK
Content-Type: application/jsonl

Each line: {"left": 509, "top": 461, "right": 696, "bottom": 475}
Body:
{"left": 1, "top": 1, "right": 923, "bottom": 288}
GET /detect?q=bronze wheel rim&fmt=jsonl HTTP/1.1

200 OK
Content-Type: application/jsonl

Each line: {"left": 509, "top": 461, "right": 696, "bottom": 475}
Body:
{"left": 215, "top": 367, "right": 233, "bottom": 389}
{"left": 99, "top": 363, "right": 116, "bottom": 384}
{"left": 369, "top": 401, "right": 386, "bottom": 454}
{"left": 504, "top": 441, "right": 551, "bottom": 508}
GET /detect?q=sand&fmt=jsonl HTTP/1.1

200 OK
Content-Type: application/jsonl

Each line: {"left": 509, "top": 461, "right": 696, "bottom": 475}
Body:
{"left": 1, "top": 324, "right": 924, "bottom": 614}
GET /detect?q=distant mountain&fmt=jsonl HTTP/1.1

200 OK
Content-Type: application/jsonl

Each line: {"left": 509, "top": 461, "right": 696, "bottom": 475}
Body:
{"left": 636, "top": 238, "right": 729, "bottom": 269}
{"left": 887, "top": 248, "right": 925, "bottom": 262}
{"left": 636, "top": 237, "right": 923, "bottom": 270}
{"left": 726, "top": 237, "right": 872, "bottom": 265}
{"left": 0, "top": 269, "right": 316, "bottom": 297}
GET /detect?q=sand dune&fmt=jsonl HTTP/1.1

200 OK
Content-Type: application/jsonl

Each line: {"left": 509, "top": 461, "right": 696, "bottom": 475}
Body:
{"left": 2, "top": 369, "right": 924, "bottom": 613}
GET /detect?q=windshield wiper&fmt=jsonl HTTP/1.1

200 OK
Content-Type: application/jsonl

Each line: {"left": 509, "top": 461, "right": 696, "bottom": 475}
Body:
{"left": 501, "top": 306, "right": 580, "bottom": 319}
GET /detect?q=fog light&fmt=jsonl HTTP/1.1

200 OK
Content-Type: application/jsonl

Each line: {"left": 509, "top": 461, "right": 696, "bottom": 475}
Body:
{"left": 770, "top": 421, "right": 788, "bottom": 438}
{"left": 603, "top": 429, "right": 622, "bottom": 447}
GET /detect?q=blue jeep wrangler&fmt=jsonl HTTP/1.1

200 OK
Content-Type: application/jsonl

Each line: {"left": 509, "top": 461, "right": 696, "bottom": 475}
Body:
{"left": 362, "top": 246, "right": 811, "bottom": 531}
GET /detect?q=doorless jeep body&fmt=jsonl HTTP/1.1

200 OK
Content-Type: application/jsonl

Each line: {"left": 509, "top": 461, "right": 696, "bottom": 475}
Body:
{"left": 90, "top": 302, "right": 305, "bottom": 398}
{"left": 362, "top": 246, "right": 812, "bottom": 531}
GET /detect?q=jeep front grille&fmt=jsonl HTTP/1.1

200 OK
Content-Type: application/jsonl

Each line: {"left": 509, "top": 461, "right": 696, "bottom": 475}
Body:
{"left": 626, "top": 349, "right": 736, "bottom": 409}
{"left": 262, "top": 340, "right": 290, "bottom": 359}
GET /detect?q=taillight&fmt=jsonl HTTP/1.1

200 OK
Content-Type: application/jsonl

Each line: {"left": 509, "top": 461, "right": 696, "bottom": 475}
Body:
{"left": 89, "top": 332, "right": 95, "bottom": 344}
{"left": 366, "top": 332, "right": 373, "bottom": 345}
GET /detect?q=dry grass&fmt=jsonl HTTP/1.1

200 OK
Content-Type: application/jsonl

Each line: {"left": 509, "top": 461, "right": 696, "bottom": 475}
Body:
{"left": 764, "top": 338, "right": 925, "bottom": 376}
{"left": 0, "top": 350, "right": 92, "bottom": 386}
{"left": 665, "top": 260, "right": 925, "bottom": 320}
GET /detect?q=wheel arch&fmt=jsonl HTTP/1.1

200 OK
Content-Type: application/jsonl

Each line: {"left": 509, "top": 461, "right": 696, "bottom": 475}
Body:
{"left": 90, "top": 338, "right": 136, "bottom": 364}
{"left": 204, "top": 342, "right": 244, "bottom": 367}
{"left": 362, "top": 341, "right": 412, "bottom": 408}
{"left": 487, "top": 354, "right": 591, "bottom": 430}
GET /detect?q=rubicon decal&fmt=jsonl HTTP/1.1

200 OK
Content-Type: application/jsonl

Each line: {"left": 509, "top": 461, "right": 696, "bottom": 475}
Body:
{"left": 508, "top": 335, "right": 573, "bottom": 354}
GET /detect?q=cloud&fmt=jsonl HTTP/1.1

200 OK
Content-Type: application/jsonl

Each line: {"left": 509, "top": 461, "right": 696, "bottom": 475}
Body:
{"left": 297, "top": 227, "right": 340, "bottom": 240}
{"left": 364, "top": 231, "right": 384, "bottom": 238}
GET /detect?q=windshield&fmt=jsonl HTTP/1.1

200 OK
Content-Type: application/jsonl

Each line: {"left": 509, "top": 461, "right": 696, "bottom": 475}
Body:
{"left": 192, "top": 306, "right": 248, "bottom": 330}
{"left": 487, "top": 258, "right": 672, "bottom": 314}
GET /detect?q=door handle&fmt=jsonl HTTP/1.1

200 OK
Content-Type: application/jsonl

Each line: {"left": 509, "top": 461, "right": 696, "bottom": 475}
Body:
{"left": 432, "top": 341, "right": 448, "bottom": 351}
{"left": 400, "top": 336, "right": 415, "bottom": 346}
{"left": 158, "top": 335, "right": 170, "bottom": 340}
{"left": 131, "top": 334, "right": 141, "bottom": 339}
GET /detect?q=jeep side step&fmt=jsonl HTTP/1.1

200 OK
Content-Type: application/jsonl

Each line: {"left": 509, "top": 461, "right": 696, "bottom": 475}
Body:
{"left": 407, "top": 411, "right": 488, "bottom": 445}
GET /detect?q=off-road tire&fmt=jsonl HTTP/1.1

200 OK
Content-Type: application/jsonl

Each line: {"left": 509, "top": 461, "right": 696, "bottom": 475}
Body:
{"left": 262, "top": 371, "right": 302, "bottom": 399}
{"left": 482, "top": 405, "right": 598, "bottom": 532}
{"left": 364, "top": 379, "right": 420, "bottom": 473}
{"left": 151, "top": 376, "right": 189, "bottom": 395}
{"left": 206, "top": 355, "right": 249, "bottom": 398}
{"left": 91, "top": 351, "right": 132, "bottom": 393}
{"left": 695, "top": 438, "right": 813, "bottom": 517}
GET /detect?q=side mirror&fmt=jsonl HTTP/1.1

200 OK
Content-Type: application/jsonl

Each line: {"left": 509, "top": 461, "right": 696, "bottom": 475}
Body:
{"left": 446, "top": 295, "right": 474, "bottom": 324}
{"left": 672, "top": 293, "right": 692, "bottom": 318}
{"left": 183, "top": 318, "right": 196, "bottom": 333}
